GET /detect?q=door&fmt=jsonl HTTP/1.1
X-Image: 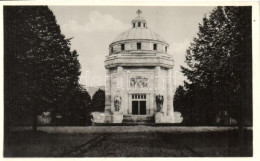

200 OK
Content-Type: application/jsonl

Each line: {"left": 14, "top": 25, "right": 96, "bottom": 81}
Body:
{"left": 131, "top": 94, "right": 146, "bottom": 115}
{"left": 140, "top": 101, "right": 146, "bottom": 115}
{"left": 132, "top": 101, "right": 139, "bottom": 115}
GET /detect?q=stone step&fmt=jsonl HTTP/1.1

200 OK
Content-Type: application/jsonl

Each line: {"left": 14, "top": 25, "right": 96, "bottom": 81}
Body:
{"left": 123, "top": 115, "right": 155, "bottom": 124}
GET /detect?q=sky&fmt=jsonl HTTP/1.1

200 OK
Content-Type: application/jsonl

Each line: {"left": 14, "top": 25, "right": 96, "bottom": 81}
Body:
{"left": 49, "top": 6, "right": 215, "bottom": 88}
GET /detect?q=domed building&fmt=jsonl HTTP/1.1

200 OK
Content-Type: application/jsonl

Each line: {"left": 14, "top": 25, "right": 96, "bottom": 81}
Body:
{"left": 93, "top": 10, "right": 176, "bottom": 124}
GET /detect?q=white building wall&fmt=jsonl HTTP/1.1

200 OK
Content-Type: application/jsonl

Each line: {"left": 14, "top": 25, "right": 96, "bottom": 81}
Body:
{"left": 110, "top": 67, "right": 157, "bottom": 115}
{"left": 141, "top": 42, "right": 151, "bottom": 50}
{"left": 125, "top": 42, "right": 132, "bottom": 51}
{"left": 157, "top": 44, "right": 164, "bottom": 52}
{"left": 113, "top": 44, "right": 121, "bottom": 53}
{"left": 110, "top": 41, "right": 168, "bottom": 53}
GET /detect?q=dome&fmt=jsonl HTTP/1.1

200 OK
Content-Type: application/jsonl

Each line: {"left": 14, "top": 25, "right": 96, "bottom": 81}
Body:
{"left": 111, "top": 9, "right": 168, "bottom": 45}
{"left": 108, "top": 10, "right": 170, "bottom": 55}
{"left": 112, "top": 27, "right": 167, "bottom": 44}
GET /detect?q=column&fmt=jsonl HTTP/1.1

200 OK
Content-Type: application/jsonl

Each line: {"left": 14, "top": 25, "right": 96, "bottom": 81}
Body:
{"left": 128, "top": 94, "right": 132, "bottom": 114}
{"left": 117, "top": 66, "right": 124, "bottom": 113}
{"left": 117, "top": 66, "right": 123, "bottom": 73}
{"left": 105, "top": 68, "right": 111, "bottom": 114}
{"left": 154, "top": 66, "right": 160, "bottom": 112}
{"left": 149, "top": 93, "right": 154, "bottom": 115}
{"left": 167, "top": 68, "right": 174, "bottom": 117}
{"left": 155, "top": 66, "right": 161, "bottom": 88}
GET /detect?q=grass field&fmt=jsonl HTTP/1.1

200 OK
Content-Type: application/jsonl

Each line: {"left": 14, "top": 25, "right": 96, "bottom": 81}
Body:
{"left": 4, "top": 130, "right": 101, "bottom": 157}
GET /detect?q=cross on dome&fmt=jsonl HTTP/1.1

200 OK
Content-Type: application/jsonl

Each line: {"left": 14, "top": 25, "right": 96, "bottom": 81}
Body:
{"left": 136, "top": 9, "right": 142, "bottom": 16}
{"left": 131, "top": 9, "right": 147, "bottom": 28}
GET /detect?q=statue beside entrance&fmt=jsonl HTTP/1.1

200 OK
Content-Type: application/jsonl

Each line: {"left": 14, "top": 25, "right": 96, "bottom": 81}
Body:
{"left": 114, "top": 95, "right": 122, "bottom": 112}
{"left": 155, "top": 94, "right": 166, "bottom": 123}
{"left": 155, "top": 95, "right": 164, "bottom": 112}
{"left": 113, "top": 95, "right": 123, "bottom": 123}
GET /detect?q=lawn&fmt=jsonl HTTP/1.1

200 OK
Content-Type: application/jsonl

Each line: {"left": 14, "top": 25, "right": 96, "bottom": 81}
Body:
{"left": 4, "top": 129, "right": 101, "bottom": 157}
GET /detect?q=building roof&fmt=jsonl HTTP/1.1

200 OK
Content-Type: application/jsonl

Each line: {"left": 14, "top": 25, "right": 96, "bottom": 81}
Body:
{"left": 112, "top": 27, "right": 167, "bottom": 43}
{"left": 111, "top": 10, "right": 168, "bottom": 45}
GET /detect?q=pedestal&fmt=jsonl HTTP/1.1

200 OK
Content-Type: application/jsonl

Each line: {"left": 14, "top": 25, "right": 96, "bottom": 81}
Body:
{"left": 164, "top": 115, "right": 174, "bottom": 123}
{"left": 155, "top": 112, "right": 165, "bottom": 123}
{"left": 112, "top": 112, "right": 123, "bottom": 123}
{"left": 91, "top": 112, "right": 106, "bottom": 123}
{"left": 173, "top": 112, "right": 183, "bottom": 123}
{"left": 105, "top": 113, "right": 113, "bottom": 123}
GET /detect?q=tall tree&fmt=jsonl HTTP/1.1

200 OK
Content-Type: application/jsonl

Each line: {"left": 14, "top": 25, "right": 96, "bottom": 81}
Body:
{"left": 4, "top": 6, "right": 81, "bottom": 131}
{"left": 176, "top": 6, "right": 252, "bottom": 126}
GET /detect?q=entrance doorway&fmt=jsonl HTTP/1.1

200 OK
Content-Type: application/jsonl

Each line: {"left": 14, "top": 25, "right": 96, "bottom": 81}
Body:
{"left": 132, "top": 94, "right": 146, "bottom": 115}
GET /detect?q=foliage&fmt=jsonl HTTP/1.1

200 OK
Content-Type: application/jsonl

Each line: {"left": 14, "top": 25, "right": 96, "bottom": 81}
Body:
{"left": 60, "top": 85, "right": 92, "bottom": 126}
{"left": 174, "top": 7, "right": 252, "bottom": 125}
{"left": 91, "top": 89, "right": 105, "bottom": 112}
{"left": 4, "top": 6, "right": 84, "bottom": 129}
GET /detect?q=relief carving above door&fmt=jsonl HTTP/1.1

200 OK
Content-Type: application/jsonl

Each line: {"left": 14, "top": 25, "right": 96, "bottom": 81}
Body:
{"left": 129, "top": 76, "right": 149, "bottom": 88}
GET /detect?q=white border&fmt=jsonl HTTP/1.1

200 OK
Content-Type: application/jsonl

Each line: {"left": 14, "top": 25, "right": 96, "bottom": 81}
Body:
{"left": 0, "top": 0, "right": 259, "bottom": 161}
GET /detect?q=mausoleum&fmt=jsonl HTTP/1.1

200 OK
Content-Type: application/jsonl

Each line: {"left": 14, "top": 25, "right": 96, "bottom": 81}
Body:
{"left": 92, "top": 10, "right": 178, "bottom": 124}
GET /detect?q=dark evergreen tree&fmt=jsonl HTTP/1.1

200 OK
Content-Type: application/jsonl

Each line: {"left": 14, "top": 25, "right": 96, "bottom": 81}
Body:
{"left": 176, "top": 6, "right": 252, "bottom": 126}
{"left": 173, "top": 85, "right": 186, "bottom": 113}
{"left": 64, "top": 85, "right": 92, "bottom": 126}
{"left": 91, "top": 89, "right": 105, "bottom": 112}
{"left": 4, "top": 6, "right": 81, "bottom": 131}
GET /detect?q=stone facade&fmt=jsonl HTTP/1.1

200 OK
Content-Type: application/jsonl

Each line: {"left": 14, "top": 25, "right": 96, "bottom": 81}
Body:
{"left": 92, "top": 10, "right": 176, "bottom": 124}
{"left": 110, "top": 40, "right": 168, "bottom": 55}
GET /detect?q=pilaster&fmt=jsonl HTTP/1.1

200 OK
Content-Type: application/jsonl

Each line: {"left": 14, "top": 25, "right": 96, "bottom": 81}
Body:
{"left": 167, "top": 68, "right": 174, "bottom": 116}
{"left": 105, "top": 68, "right": 111, "bottom": 113}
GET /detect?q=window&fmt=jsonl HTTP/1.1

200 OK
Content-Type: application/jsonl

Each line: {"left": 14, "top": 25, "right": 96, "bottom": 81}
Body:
{"left": 138, "top": 22, "right": 141, "bottom": 27}
{"left": 153, "top": 44, "right": 157, "bottom": 50}
{"left": 137, "top": 43, "right": 141, "bottom": 50}
{"left": 111, "top": 47, "right": 113, "bottom": 53}
{"left": 132, "top": 94, "right": 146, "bottom": 100}
{"left": 121, "top": 44, "right": 125, "bottom": 51}
{"left": 144, "top": 23, "right": 146, "bottom": 27}
{"left": 165, "top": 47, "right": 167, "bottom": 53}
{"left": 133, "top": 23, "right": 135, "bottom": 28}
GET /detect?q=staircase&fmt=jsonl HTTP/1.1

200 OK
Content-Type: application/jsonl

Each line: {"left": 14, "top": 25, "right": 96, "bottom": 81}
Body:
{"left": 123, "top": 115, "right": 155, "bottom": 124}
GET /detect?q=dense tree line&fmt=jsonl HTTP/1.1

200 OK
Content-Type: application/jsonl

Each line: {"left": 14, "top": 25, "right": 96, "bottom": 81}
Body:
{"left": 4, "top": 6, "right": 105, "bottom": 130}
{"left": 174, "top": 7, "right": 252, "bottom": 126}
{"left": 63, "top": 88, "right": 105, "bottom": 125}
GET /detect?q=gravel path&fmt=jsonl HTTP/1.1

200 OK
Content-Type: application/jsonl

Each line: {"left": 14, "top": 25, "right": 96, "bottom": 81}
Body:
{"left": 7, "top": 126, "right": 252, "bottom": 157}
{"left": 11, "top": 126, "right": 244, "bottom": 134}
{"left": 79, "top": 132, "right": 203, "bottom": 157}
